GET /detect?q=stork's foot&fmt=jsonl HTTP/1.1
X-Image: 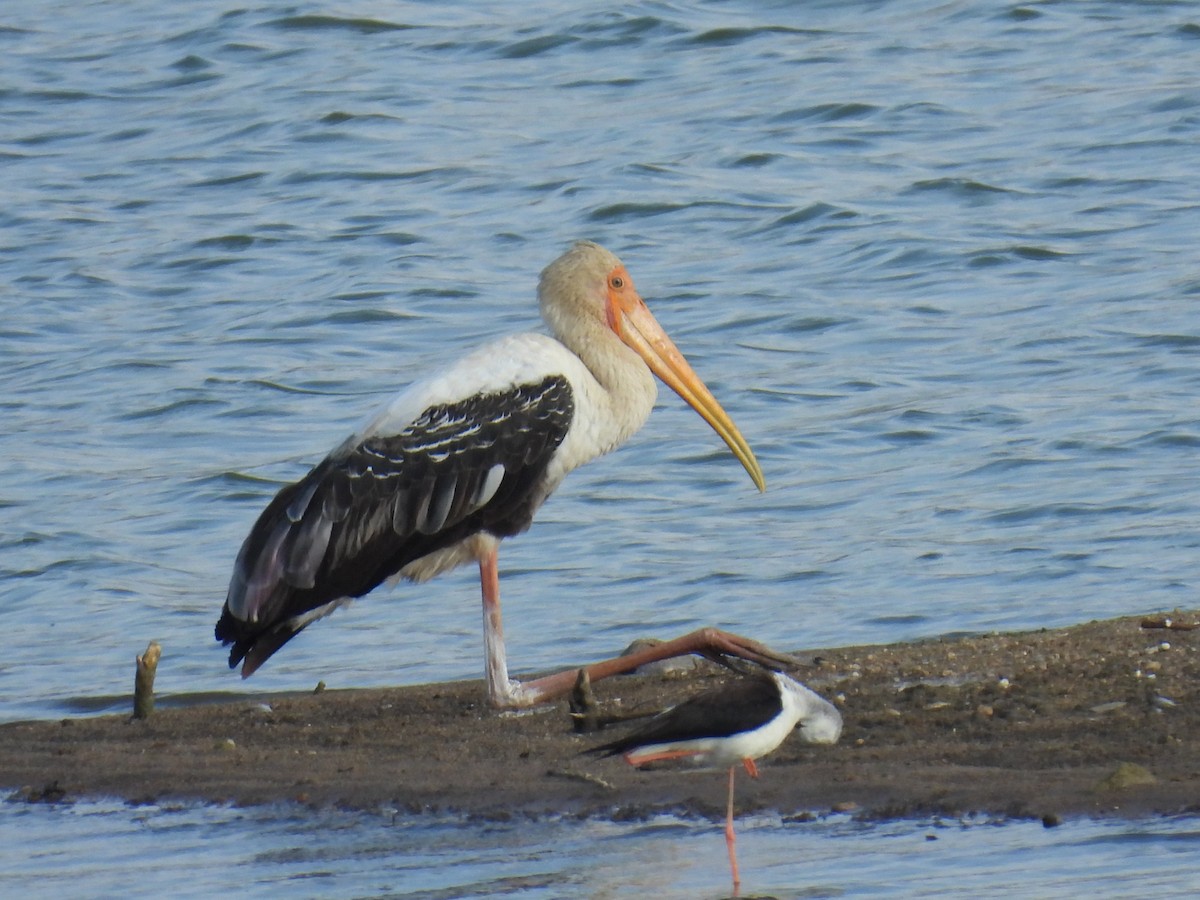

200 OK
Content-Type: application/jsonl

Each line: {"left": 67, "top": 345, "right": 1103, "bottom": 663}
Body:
{"left": 489, "top": 628, "right": 803, "bottom": 709}
{"left": 486, "top": 677, "right": 548, "bottom": 710}
{"left": 669, "top": 627, "right": 804, "bottom": 673}
{"left": 617, "top": 638, "right": 699, "bottom": 676}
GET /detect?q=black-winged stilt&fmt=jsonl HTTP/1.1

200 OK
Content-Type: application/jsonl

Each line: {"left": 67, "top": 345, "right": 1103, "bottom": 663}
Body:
{"left": 588, "top": 670, "right": 842, "bottom": 892}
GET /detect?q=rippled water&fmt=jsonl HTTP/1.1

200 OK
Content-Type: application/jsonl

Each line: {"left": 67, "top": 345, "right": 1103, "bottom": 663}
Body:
{"left": 3, "top": 800, "right": 1200, "bottom": 899}
{"left": 4, "top": 0, "right": 1200, "bottom": 894}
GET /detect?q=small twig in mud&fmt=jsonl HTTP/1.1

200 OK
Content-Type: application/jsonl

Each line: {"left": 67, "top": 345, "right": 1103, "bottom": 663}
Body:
{"left": 545, "top": 768, "right": 614, "bottom": 791}
{"left": 569, "top": 669, "right": 600, "bottom": 733}
{"left": 1141, "top": 616, "right": 1199, "bottom": 632}
{"left": 133, "top": 641, "right": 161, "bottom": 720}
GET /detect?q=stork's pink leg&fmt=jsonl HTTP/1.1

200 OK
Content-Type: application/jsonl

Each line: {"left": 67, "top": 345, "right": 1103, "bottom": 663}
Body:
{"left": 480, "top": 546, "right": 523, "bottom": 707}
{"left": 496, "top": 627, "right": 798, "bottom": 708}
{"left": 726, "top": 765, "right": 741, "bottom": 895}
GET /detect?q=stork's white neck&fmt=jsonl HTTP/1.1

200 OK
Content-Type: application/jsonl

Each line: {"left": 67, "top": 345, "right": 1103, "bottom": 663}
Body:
{"left": 555, "top": 311, "right": 657, "bottom": 456}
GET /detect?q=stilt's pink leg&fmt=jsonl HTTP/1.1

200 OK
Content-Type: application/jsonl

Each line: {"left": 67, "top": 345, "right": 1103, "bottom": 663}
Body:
{"left": 726, "top": 765, "right": 741, "bottom": 895}
{"left": 623, "top": 748, "right": 706, "bottom": 767}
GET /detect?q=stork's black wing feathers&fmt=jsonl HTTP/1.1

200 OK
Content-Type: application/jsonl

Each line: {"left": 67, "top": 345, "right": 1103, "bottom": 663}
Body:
{"left": 216, "top": 375, "right": 574, "bottom": 672}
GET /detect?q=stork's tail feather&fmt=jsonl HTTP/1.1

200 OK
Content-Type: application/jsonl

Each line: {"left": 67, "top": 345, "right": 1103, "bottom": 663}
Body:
{"left": 215, "top": 606, "right": 305, "bottom": 678}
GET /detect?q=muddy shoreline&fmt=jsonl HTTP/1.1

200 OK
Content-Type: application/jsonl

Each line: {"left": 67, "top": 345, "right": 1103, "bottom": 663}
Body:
{"left": 3, "top": 613, "right": 1198, "bottom": 823}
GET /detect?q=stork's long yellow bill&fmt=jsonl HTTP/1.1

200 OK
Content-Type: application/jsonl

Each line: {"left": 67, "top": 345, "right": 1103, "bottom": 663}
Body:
{"left": 609, "top": 277, "right": 766, "bottom": 493}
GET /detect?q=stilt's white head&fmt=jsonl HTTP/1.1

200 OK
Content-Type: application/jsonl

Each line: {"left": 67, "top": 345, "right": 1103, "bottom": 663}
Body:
{"left": 776, "top": 672, "right": 843, "bottom": 745}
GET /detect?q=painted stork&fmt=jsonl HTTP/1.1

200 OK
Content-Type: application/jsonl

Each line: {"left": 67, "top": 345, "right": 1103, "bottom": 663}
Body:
{"left": 215, "top": 240, "right": 779, "bottom": 707}
{"left": 588, "top": 671, "right": 842, "bottom": 892}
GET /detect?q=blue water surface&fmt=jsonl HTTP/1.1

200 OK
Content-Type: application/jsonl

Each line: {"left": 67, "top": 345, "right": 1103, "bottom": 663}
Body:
{"left": 2, "top": 800, "right": 1199, "bottom": 899}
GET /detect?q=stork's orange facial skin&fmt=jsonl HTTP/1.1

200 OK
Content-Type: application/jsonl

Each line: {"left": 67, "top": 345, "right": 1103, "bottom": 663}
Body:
{"left": 605, "top": 264, "right": 765, "bottom": 492}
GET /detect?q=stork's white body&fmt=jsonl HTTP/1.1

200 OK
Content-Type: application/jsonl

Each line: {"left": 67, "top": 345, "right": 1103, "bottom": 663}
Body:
{"left": 361, "top": 332, "right": 655, "bottom": 586}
